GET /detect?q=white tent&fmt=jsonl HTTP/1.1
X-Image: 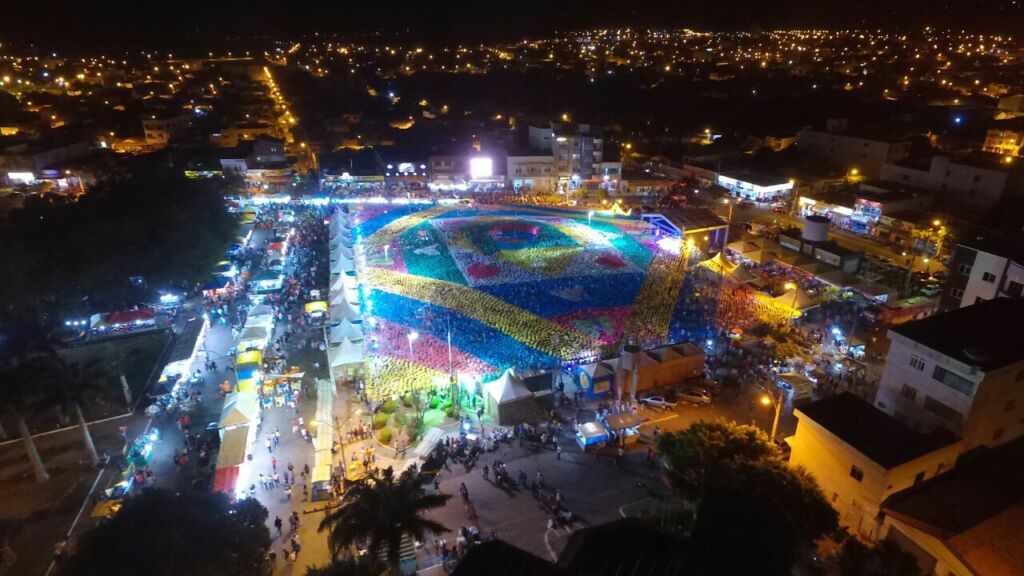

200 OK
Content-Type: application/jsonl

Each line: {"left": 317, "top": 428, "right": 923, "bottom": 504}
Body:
{"left": 330, "top": 272, "right": 359, "bottom": 293}
{"left": 331, "top": 256, "right": 354, "bottom": 274}
{"left": 331, "top": 244, "right": 354, "bottom": 260}
{"left": 218, "top": 391, "right": 260, "bottom": 429}
{"left": 773, "top": 287, "right": 816, "bottom": 315}
{"left": 484, "top": 369, "right": 535, "bottom": 425}
{"left": 246, "top": 304, "right": 275, "bottom": 328}
{"left": 330, "top": 338, "right": 364, "bottom": 367}
{"left": 330, "top": 299, "right": 361, "bottom": 323}
{"left": 237, "top": 325, "right": 271, "bottom": 352}
{"left": 330, "top": 319, "right": 364, "bottom": 344}
{"left": 330, "top": 289, "right": 359, "bottom": 308}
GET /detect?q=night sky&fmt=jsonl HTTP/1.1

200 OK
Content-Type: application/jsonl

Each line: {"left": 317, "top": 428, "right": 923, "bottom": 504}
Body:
{"left": 1, "top": 0, "right": 1022, "bottom": 51}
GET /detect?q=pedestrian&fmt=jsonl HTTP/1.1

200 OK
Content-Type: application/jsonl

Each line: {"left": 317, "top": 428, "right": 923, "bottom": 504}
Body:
{"left": 459, "top": 482, "right": 469, "bottom": 501}
{"left": 482, "top": 464, "right": 489, "bottom": 480}
{"left": 264, "top": 434, "right": 272, "bottom": 453}
{"left": 432, "top": 475, "right": 441, "bottom": 493}
{"left": 536, "top": 471, "right": 545, "bottom": 486}
{"left": 271, "top": 456, "right": 277, "bottom": 471}
{"left": 284, "top": 484, "right": 292, "bottom": 499}
{"left": 273, "top": 471, "right": 281, "bottom": 486}
{"left": 274, "top": 516, "right": 283, "bottom": 535}
{"left": 556, "top": 444, "right": 562, "bottom": 460}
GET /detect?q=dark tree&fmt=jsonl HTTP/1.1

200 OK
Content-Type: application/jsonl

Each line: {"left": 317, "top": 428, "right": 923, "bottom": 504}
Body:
{"left": 305, "top": 556, "right": 386, "bottom": 576}
{"left": 56, "top": 490, "right": 271, "bottom": 576}
{"left": 836, "top": 538, "right": 921, "bottom": 576}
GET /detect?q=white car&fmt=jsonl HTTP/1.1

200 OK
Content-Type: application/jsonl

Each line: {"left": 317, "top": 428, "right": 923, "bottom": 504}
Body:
{"left": 640, "top": 396, "right": 677, "bottom": 410}
{"left": 679, "top": 388, "right": 712, "bottom": 406}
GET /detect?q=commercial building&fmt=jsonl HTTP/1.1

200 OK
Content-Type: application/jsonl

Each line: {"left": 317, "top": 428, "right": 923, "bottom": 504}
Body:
{"left": 881, "top": 437, "right": 1024, "bottom": 576}
{"left": 507, "top": 154, "right": 555, "bottom": 193}
{"left": 940, "top": 241, "right": 1024, "bottom": 310}
{"left": 789, "top": 393, "right": 962, "bottom": 542}
{"left": 875, "top": 298, "right": 1024, "bottom": 451}
{"left": 881, "top": 154, "right": 1024, "bottom": 213}
{"left": 527, "top": 123, "right": 619, "bottom": 193}
{"left": 797, "top": 124, "right": 911, "bottom": 178}
{"left": 716, "top": 171, "right": 794, "bottom": 201}
{"left": 982, "top": 120, "right": 1024, "bottom": 157}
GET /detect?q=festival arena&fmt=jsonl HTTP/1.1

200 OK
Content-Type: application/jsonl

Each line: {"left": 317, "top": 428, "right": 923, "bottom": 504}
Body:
{"left": 336, "top": 203, "right": 741, "bottom": 399}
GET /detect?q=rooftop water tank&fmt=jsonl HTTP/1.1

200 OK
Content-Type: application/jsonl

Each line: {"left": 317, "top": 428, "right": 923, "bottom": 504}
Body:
{"left": 802, "top": 215, "right": 830, "bottom": 243}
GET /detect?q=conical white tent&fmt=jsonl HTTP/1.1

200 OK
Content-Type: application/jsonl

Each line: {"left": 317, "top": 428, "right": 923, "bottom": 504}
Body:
{"left": 329, "top": 338, "right": 364, "bottom": 367}
{"left": 329, "top": 320, "right": 364, "bottom": 344}
{"left": 484, "top": 369, "right": 535, "bottom": 425}
{"left": 331, "top": 256, "right": 354, "bottom": 274}
{"left": 329, "top": 288, "right": 359, "bottom": 308}
{"left": 330, "top": 299, "right": 361, "bottom": 323}
{"left": 330, "top": 244, "right": 354, "bottom": 260}
{"left": 330, "top": 272, "right": 359, "bottom": 293}
{"left": 774, "top": 287, "right": 816, "bottom": 315}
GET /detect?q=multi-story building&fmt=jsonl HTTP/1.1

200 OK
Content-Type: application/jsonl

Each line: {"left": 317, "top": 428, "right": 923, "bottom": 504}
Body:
{"left": 143, "top": 113, "right": 192, "bottom": 145}
{"left": 796, "top": 124, "right": 911, "bottom": 179}
{"left": 881, "top": 154, "right": 1024, "bottom": 213}
{"left": 982, "top": 123, "right": 1024, "bottom": 157}
{"left": 528, "top": 123, "right": 611, "bottom": 192}
{"left": 788, "top": 393, "right": 962, "bottom": 542}
{"left": 875, "top": 298, "right": 1024, "bottom": 451}
{"left": 506, "top": 155, "right": 555, "bottom": 193}
{"left": 940, "top": 241, "right": 1024, "bottom": 310}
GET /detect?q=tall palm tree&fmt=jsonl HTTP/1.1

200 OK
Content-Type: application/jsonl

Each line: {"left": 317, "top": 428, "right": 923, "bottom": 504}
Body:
{"left": 34, "top": 358, "right": 110, "bottom": 468}
{"left": 319, "top": 467, "right": 450, "bottom": 575}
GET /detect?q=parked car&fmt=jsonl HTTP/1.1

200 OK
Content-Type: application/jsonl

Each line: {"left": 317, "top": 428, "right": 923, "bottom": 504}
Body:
{"left": 679, "top": 388, "right": 712, "bottom": 406}
{"left": 640, "top": 396, "right": 677, "bottom": 410}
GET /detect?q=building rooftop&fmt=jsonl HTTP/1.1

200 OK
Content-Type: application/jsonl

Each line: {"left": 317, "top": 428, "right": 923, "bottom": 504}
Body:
{"left": 890, "top": 297, "right": 1024, "bottom": 371}
{"left": 797, "top": 393, "right": 959, "bottom": 469}
{"left": 718, "top": 170, "right": 791, "bottom": 187}
{"left": 883, "top": 437, "right": 1024, "bottom": 572}
{"left": 558, "top": 518, "right": 689, "bottom": 576}
{"left": 658, "top": 207, "right": 728, "bottom": 231}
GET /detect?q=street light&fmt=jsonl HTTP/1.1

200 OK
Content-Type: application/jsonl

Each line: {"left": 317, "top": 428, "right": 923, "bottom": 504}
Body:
{"left": 761, "top": 389, "right": 784, "bottom": 440}
{"left": 407, "top": 331, "right": 419, "bottom": 357}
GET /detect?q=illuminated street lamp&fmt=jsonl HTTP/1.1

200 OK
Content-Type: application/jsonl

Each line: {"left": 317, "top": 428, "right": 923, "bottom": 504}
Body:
{"left": 407, "top": 331, "right": 419, "bottom": 357}
{"left": 761, "top": 389, "right": 784, "bottom": 440}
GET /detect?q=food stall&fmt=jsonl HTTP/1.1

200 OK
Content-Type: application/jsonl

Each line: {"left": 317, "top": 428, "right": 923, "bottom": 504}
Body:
{"left": 604, "top": 412, "right": 643, "bottom": 447}
{"left": 575, "top": 421, "right": 610, "bottom": 450}
{"left": 250, "top": 270, "right": 284, "bottom": 297}
{"left": 304, "top": 301, "right": 329, "bottom": 322}
{"left": 91, "top": 428, "right": 161, "bottom": 518}
{"left": 237, "top": 325, "right": 271, "bottom": 352}
{"left": 261, "top": 367, "right": 304, "bottom": 407}
{"left": 235, "top": 350, "right": 263, "bottom": 394}
{"left": 246, "top": 303, "right": 275, "bottom": 329}
{"left": 213, "top": 424, "right": 253, "bottom": 499}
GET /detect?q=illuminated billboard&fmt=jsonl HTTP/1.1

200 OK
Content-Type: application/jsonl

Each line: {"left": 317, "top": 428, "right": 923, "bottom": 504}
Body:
{"left": 469, "top": 157, "right": 493, "bottom": 179}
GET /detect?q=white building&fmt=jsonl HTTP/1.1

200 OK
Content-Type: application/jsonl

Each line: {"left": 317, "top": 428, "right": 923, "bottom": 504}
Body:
{"left": 528, "top": 123, "right": 610, "bottom": 192}
{"left": 881, "top": 154, "right": 1023, "bottom": 213}
{"left": 716, "top": 171, "right": 794, "bottom": 201}
{"left": 507, "top": 155, "right": 555, "bottom": 193}
{"left": 797, "top": 127, "right": 911, "bottom": 178}
{"left": 788, "top": 393, "right": 961, "bottom": 542}
{"left": 875, "top": 298, "right": 1024, "bottom": 451}
{"left": 143, "top": 113, "right": 192, "bottom": 145}
{"left": 940, "top": 241, "right": 1024, "bottom": 310}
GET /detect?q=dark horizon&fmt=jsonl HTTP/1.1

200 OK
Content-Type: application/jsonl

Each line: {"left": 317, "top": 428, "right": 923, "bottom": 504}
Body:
{"left": 2, "top": 0, "right": 1022, "bottom": 53}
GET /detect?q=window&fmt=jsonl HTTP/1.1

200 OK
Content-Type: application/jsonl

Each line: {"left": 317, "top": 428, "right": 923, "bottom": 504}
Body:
{"left": 982, "top": 272, "right": 997, "bottom": 283}
{"left": 914, "top": 471, "right": 925, "bottom": 485}
{"left": 1007, "top": 281, "right": 1023, "bottom": 298}
{"left": 951, "top": 288, "right": 964, "bottom": 299}
{"left": 910, "top": 356, "right": 926, "bottom": 371}
{"left": 923, "top": 396, "right": 960, "bottom": 421}
{"left": 994, "top": 428, "right": 1006, "bottom": 441}
{"left": 849, "top": 465, "right": 864, "bottom": 482}
{"left": 901, "top": 384, "right": 918, "bottom": 401}
{"left": 958, "top": 264, "right": 973, "bottom": 276}
{"left": 936, "top": 462, "right": 945, "bottom": 475}
{"left": 933, "top": 366, "right": 976, "bottom": 395}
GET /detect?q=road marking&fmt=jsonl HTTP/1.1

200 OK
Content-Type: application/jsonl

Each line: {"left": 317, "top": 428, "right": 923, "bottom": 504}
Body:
{"left": 619, "top": 496, "right": 653, "bottom": 518}
{"left": 543, "top": 528, "right": 559, "bottom": 561}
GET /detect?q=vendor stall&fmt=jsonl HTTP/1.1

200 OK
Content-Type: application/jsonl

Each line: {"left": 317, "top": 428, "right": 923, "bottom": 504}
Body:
{"left": 484, "top": 369, "right": 535, "bottom": 426}
{"left": 251, "top": 270, "right": 284, "bottom": 295}
{"left": 304, "top": 301, "right": 328, "bottom": 322}
{"left": 235, "top": 350, "right": 263, "bottom": 393}
{"left": 213, "top": 424, "right": 252, "bottom": 499}
{"left": 577, "top": 360, "right": 616, "bottom": 400}
{"left": 246, "top": 304, "right": 275, "bottom": 328}
{"left": 260, "top": 367, "right": 304, "bottom": 407}
{"left": 575, "top": 421, "right": 610, "bottom": 450}
{"left": 237, "top": 325, "right": 271, "bottom": 352}
{"left": 219, "top": 391, "right": 260, "bottom": 430}
{"left": 605, "top": 412, "right": 643, "bottom": 446}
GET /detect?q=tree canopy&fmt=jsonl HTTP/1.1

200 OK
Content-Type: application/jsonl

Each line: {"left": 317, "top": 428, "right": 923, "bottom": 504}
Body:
{"left": 0, "top": 165, "right": 238, "bottom": 323}
{"left": 657, "top": 420, "right": 838, "bottom": 550}
{"left": 320, "top": 467, "right": 450, "bottom": 573}
{"left": 56, "top": 489, "right": 270, "bottom": 576}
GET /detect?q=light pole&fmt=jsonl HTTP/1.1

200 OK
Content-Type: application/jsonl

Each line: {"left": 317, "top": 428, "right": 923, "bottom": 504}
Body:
{"left": 407, "top": 331, "right": 418, "bottom": 357}
{"left": 761, "top": 389, "right": 784, "bottom": 440}
{"left": 784, "top": 281, "right": 799, "bottom": 319}
{"left": 588, "top": 210, "right": 594, "bottom": 227}
{"left": 721, "top": 198, "right": 734, "bottom": 247}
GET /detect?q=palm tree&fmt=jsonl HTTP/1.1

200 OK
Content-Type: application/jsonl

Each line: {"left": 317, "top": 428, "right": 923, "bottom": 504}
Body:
{"left": 319, "top": 467, "right": 450, "bottom": 575}
{"left": 34, "top": 358, "right": 110, "bottom": 468}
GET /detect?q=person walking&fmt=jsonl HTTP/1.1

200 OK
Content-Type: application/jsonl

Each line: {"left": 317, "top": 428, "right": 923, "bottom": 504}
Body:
{"left": 459, "top": 482, "right": 469, "bottom": 501}
{"left": 271, "top": 456, "right": 277, "bottom": 471}
{"left": 482, "top": 464, "right": 489, "bottom": 481}
{"left": 556, "top": 444, "right": 562, "bottom": 460}
{"left": 274, "top": 516, "right": 283, "bottom": 535}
